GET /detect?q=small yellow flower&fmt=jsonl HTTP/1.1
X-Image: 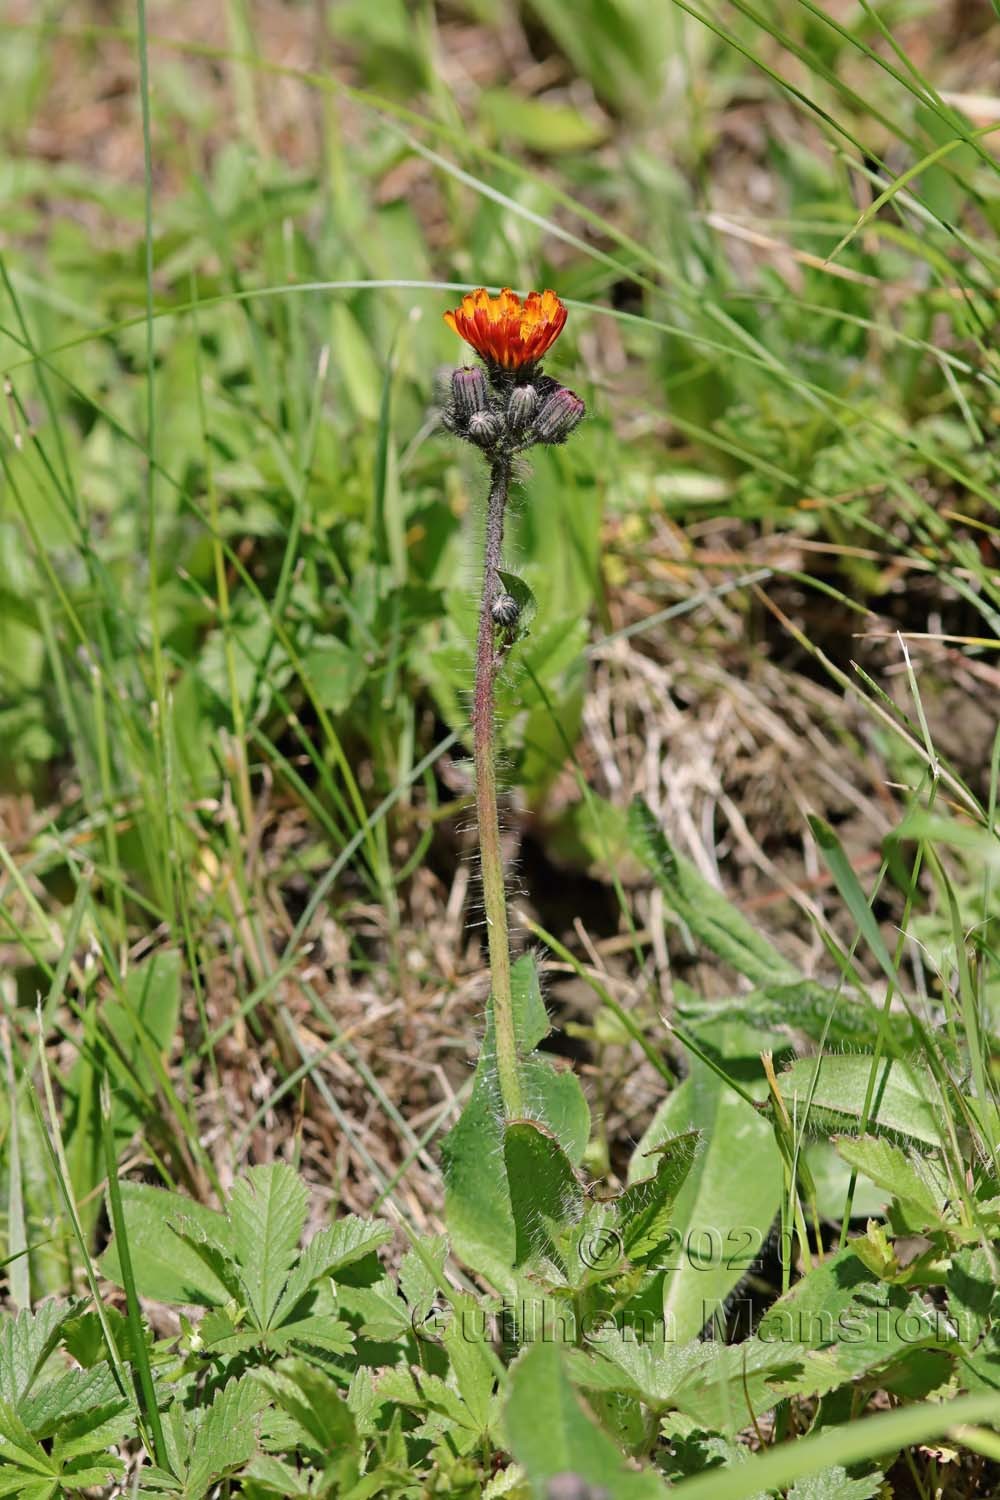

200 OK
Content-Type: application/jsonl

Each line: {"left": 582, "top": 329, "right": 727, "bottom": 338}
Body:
{"left": 444, "top": 287, "right": 568, "bottom": 370}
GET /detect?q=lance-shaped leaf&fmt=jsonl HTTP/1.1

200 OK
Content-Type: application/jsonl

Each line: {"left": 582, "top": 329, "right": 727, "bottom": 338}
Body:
{"left": 504, "top": 1119, "right": 584, "bottom": 1268}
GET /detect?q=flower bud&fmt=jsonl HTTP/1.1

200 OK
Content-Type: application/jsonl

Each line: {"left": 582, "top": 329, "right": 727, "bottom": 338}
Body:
{"left": 467, "top": 410, "right": 502, "bottom": 449}
{"left": 491, "top": 592, "right": 521, "bottom": 630}
{"left": 451, "top": 365, "right": 490, "bottom": 420}
{"left": 534, "top": 386, "right": 585, "bottom": 444}
{"left": 507, "top": 383, "right": 538, "bottom": 437}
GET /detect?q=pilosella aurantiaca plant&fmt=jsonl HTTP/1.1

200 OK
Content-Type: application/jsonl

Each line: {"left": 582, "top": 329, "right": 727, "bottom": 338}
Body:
{"left": 441, "top": 287, "right": 585, "bottom": 1119}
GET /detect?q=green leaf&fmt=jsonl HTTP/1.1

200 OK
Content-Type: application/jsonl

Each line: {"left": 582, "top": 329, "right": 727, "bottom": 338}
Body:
{"left": 787, "top": 1470, "right": 882, "bottom": 1500}
{"left": 443, "top": 1293, "right": 497, "bottom": 1437}
{"left": 778, "top": 1056, "right": 943, "bottom": 1147}
{"left": 616, "top": 1131, "right": 699, "bottom": 1263}
{"left": 184, "top": 1375, "right": 269, "bottom": 1495}
{"left": 756, "top": 1245, "right": 955, "bottom": 1385}
{"left": 948, "top": 1246, "right": 995, "bottom": 1348}
{"left": 631, "top": 1052, "right": 782, "bottom": 1343}
{"left": 627, "top": 797, "right": 799, "bottom": 986}
{"left": 99, "top": 1184, "right": 233, "bottom": 1305}
{"left": 0, "top": 1300, "right": 81, "bottom": 1406}
{"left": 443, "top": 954, "right": 589, "bottom": 1288}
{"left": 833, "top": 1135, "right": 946, "bottom": 1229}
{"left": 228, "top": 1164, "right": 310, "bottom": 1328}
{"left": 478, "top": 88, "right": 607, "bottom": 154}
{"left": 504, "top": 1120, "right": 584, "bottom": 1267}
{"left": 505, "top": 1342, "right": 667, "bottom": 1498}
{"left": 302, "top": 636, "right": 366, "bottom": 714}
{"left": 254, "top": 1358, "right": 357, "bottom": 1473}
{"left": 808, "top": 816, "right": 899, "bottom": 989}
{"left": 18, "top": 1364, "right": 122, "bottom": 1436}
{"left": 669, "top": 1340, "right": 845, "bottom": 1436}
{"left": 272, "top": 1216, "right": 393, "bottom": 1326}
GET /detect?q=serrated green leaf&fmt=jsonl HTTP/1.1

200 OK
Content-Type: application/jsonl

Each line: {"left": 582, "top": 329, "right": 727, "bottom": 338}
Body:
{"left": 0, "top": 1300, "right": 80, "bottom": 1406}
{"left": 443, "top": 1293, "right": 497, "bottom": 1436}
{"left": 272, "top": 1216, "right": 393, "bottom": 1326}
{"left": 228, "top": 1165, "right": 310, "bottom": 1328}
{"left": 18, "top": 1363, "right": 122, "bottom": 1436}
{"left": 185, "top": 1375, "right": 269, "bottom": 1495}
{"left": 833, "top": 1134, "right": 946, "bottom": 1229}
{"left": 254, "top": 1358, "right": 357, "bottom": 1466}
{"left": 787, "top": 1465, "right": 882, "bottom": 1499}
{"left": 616, "top": 1131, "right": 699, "bottom": 1262}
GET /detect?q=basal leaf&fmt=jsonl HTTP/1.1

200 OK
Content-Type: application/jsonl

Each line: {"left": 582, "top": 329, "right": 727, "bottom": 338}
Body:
{"left": 631, "top": 1051, "right": 782, "bottom": 1343}
{"left": 443, "top": 954, "right": 589, "bottom": 1289}
{"left": 99, "top": 1184, "right": 234, "bottom": 1305}
{"left": 779, "top": 1056, "right": 942, "bottom": 1147}
{"left": 503, "top": 1120, "right": 584, "bottom": 1268}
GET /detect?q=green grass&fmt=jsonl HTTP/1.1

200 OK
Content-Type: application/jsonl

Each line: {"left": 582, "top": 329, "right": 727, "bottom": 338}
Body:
{"left": 1, "top": 0, "right": 1000, "bottom": 1495}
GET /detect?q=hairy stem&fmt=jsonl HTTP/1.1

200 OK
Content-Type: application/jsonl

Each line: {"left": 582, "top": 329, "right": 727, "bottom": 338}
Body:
{"left": 473, "top": 453, "right": 523, "bottom": 1119}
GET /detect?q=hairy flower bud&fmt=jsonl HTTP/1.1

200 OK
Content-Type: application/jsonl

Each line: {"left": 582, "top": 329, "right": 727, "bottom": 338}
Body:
{"left": 507, "top": 383, "right": 538, "bottom": 437}
{"left": 491, "top": 591, "right": 521, "bottom": 630}
{"left": 451, "top": 365, "right": 489, "bottom": 420}
{"left": 467, "top": 409, "right": 502, "bottom": 449}
{"left": 534, "top": 386, "right": 585, "bottom": 444}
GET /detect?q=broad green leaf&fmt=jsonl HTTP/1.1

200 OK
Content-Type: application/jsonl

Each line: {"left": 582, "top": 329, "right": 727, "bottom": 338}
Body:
{"left": 631, "top": 1051, "right": 782, "bottom": 1343}
{"left": 616, "top": 1131, "right": 699, "bottom": 1263}
{"left": 505, "top": 1342, "right": 667, "bottom": 1498}
{"left": 757, "top": 1246, "right": 955, "bottom": 1386}
{"left": 627, "top": 797, "right": 799, "bottom": 986}
{"left": 504, "top": 1120, "right": 583, "bottom": 1267}
{"left": 302, "top": 637, "right": 366, "bottom": 714}
{"left": 228, "top": 1165, "right": 310, "bottom": 1328}
{"left": 778, "top": 1056, "right": 942, "bottom": 1147}
{"left": 375, "top": 1365, "right": 482, "bottom": 1435}
{"left": 99, "top": 1184, "right": 233, "bottom": 1305}
{"left": 443, "top": 954, "right": 589, "bottom": 1288}
{"left": 947, "top": 1246, "right": 995, "bottom": 1348}
{"left": 0, "top": 1398, "right": 54, "bottom": 1475}
{"left": 677, "top": 981, "right": 913, "bottom": 1051}
{"left": 669, "top": 1340, "right": 845, "bottom": 1436}
{"left": 267, "top": 1314, "right": 354, "bottom": 1356}
{"left": 18, "top": 1364, "right": 122, "bottom": 1436}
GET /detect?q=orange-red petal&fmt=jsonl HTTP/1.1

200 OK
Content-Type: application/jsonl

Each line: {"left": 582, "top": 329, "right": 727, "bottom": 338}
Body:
{"left": 443, "top": 287, "right": 567, "bottom": 369}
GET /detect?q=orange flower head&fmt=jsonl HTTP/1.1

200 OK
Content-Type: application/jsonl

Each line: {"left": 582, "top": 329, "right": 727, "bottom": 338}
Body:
{"left": 444, "top": 287, "right": 568, "bottom": 371}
